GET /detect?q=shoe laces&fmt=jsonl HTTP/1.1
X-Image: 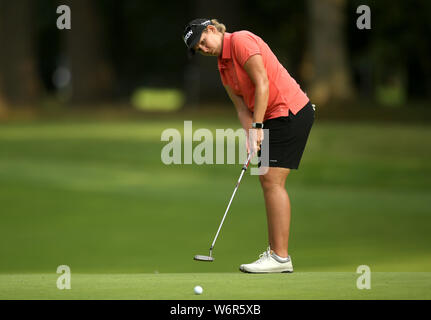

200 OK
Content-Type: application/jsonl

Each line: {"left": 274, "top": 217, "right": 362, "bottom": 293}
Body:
{"left": 255, "top": 247, "right": 271, "bottom": 264}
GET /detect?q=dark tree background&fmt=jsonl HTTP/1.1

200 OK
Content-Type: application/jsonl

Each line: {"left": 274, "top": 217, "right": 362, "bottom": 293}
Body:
{"left": 0, "top": 0, "right": 429, "bottom": 111}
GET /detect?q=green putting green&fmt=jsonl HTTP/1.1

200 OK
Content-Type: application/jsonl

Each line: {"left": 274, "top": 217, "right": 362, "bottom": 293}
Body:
{"left": 0, "top": 117, "right": 430, "bottom": 299}
{"left": 0, "top": 272, "right": 430, "bottom": 299}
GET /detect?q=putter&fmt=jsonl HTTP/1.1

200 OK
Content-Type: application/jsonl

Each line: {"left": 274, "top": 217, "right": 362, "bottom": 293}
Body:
{"left": 194, "top": 153, "right": 253, "bottom": 262}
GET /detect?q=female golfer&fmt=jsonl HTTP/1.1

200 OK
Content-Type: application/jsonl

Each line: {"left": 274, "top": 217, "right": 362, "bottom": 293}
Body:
{"left": 183, "top": 19, "right": 314, "bottom": 273}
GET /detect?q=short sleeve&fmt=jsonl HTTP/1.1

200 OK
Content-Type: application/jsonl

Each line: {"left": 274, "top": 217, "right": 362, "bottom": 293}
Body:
{"left": 231, "top": 32, "right": 261, "bottom": 67}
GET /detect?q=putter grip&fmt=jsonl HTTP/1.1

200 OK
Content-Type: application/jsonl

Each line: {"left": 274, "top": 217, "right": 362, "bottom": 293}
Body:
{"left": 242, "top": 153, "right": 252, "bottom": 171}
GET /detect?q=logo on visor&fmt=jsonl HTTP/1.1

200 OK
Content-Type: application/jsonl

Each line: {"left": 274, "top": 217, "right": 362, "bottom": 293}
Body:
{"left": 184, "top": 30, "right": 193, "bottom": 45}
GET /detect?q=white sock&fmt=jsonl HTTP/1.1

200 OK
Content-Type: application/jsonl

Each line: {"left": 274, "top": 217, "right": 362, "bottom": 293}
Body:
{"left": 271, "top": 252, "right": 290, "bottom": 263}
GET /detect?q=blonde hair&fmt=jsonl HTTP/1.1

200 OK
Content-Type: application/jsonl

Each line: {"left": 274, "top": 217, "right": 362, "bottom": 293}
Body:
{"left": 210, "top": 19, "right": 226, "bottom": 34}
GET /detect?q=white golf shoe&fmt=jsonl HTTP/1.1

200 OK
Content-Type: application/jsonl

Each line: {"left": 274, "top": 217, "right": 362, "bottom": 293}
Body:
{"left": 239, "top": 247, "right": 294, "bottom": 273}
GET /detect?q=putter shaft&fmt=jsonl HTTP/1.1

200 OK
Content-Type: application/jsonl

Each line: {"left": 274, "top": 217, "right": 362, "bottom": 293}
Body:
{"left": 209, "top": 153, "right": 252, "bottom": 254}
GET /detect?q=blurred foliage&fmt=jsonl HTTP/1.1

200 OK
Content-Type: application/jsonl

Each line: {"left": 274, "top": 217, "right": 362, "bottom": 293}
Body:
{"left": 348, "top": 0, "right": 431, "bottom": 99}
{"left": 1, "top": 0, "right": 430, "bottom": 109}
{"left": 131, "top": 88, "right": 184, "bottom": 111}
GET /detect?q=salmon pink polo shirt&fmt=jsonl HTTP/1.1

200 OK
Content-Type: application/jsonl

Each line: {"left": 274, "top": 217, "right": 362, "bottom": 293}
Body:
{"left": 217, "top": 31, "right": 309, "bottom": 121}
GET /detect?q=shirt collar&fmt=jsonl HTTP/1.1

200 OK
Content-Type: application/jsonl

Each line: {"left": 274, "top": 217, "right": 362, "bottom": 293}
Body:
{"left": 220, "top": 32, "right": 232, "bottom": 60}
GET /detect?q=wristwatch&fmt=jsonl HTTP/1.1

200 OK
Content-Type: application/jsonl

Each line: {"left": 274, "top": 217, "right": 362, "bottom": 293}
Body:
{"left": 252, "top": 122, "right": 264, "bottom": 129}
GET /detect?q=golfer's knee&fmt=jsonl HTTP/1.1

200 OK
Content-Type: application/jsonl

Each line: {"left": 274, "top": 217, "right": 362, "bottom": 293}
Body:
{"left": 259, "top": 168, "right": 290, "bottom": 191}
{"left": 259, "top": 175, "right": 284, "bottom": 191}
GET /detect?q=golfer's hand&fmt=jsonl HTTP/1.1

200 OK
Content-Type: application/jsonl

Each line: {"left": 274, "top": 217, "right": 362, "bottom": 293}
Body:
{"left": 248, "top": 128, "right": 264, "bottom": 156}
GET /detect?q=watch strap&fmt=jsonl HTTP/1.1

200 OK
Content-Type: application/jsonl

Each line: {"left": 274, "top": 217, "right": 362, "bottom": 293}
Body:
{"left": 252, "top": 122, "right": 264, "bottom": 129}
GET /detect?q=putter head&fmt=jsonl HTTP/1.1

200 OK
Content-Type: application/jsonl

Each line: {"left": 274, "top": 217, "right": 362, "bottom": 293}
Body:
{"left": 194, "top": 255, "right": 214, "bottom": 262}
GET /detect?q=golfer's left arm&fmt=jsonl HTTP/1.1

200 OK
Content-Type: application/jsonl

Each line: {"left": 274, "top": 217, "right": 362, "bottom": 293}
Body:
{"left": 244, "top": 54, "right": 269, "bottom": 150}
{"left": 243, "top": 54, "right": 269, "bottom": 124}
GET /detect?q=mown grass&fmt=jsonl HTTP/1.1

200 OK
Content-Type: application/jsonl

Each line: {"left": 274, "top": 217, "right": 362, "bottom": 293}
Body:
{"left": 0, "top": 119, "right": 430, "bottom": 278}
{"left": 0, "top": 272, "right": 430, "bottom": 300}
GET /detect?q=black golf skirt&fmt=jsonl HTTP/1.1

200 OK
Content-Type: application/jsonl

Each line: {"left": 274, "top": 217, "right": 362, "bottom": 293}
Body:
{"left": 258, "top": 101, "right": 315, "bottom": 170}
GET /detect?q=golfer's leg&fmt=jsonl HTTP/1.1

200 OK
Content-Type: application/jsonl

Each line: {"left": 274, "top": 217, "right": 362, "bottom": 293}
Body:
{"left": 259, "top": 167, "right": 291, "bottom": 258}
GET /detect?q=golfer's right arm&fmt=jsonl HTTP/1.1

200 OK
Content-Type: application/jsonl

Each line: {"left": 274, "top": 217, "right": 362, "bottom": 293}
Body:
{"left": 224, "top": 84, "right": 253, "bottom": 139}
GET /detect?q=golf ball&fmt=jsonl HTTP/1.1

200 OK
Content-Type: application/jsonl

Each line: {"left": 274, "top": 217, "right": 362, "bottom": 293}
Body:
{"left": 194, "top": 285, "right": 203, "bottom": 295}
